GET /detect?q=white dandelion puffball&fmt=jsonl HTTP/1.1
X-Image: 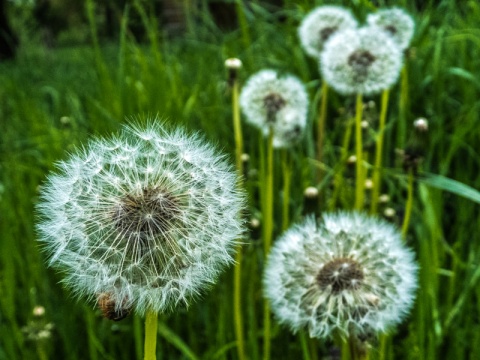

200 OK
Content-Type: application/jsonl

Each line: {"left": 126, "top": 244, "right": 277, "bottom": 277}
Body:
{"left": 367, "top": 7, "right": 415, "bottom": 50}
{"left": 263, "top": 212, "right": 418, "bottom": 339}
{"left": 298, "top": 6, "right": 358, "bottom": 58}
{"left": 320, "top": 27, "right": 403, "bottom": 95}
{"left": 239, "top": 69, "right": 308, "bottom": 148}
{"left": 36, "top": 122, "right": 246, "bottom": 317}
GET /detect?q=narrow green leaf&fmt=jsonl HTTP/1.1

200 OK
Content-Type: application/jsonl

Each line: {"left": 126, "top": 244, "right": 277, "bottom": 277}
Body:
{"left": 157, "top": 322, "right": 199, "bottom": 360}
{"left": 417, "top": 173, "right": 480, "bottom": 204}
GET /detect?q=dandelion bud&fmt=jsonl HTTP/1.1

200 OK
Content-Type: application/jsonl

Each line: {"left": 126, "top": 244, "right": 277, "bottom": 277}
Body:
{"left": 264, "top": 212, "right": 418, "bottom": 339}
{"left": 384, "top": 207, "right": 396, "bottom": 218}
{"left": 33, "top": 306, "right": 45, "bottom": 317}
{"left": 225, "top": 58, "right": 242, "bottom": 86}
{"left": 413, "top": 117, "right": 428, "bottom": 132}
{"left": 225, "top": 58, "right": 242, "bottom": 70}
{"left": 402, "top": 117, "right": 429, "bottom": 173}
{"left": 347, "top": 155, "right": 357, "bottom": 165}
{"left": 379, "top": 194, "right": 390, "bottom": 203}
{"left": 364, "top": 178, "right": 373, "bottom": 190}
{"left": 304, "top": 186, "right": 319, "bottom": 199}
{"left": 36, "top": 122, "right": 246, "bottom": 316}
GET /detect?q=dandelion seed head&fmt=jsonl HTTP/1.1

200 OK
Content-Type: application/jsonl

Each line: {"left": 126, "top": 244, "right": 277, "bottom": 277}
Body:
{"left": 263, "top": 212, "right": 418, "bottom": 339}
{"left": 36, "top": 122, "right": 246, "bottom": 316}
{"left": 240, "top": 69, "right": 308, "bottom": 148}
{"left": 367, "top": 7, "right": 415, "bottom": 50}
{"left": 298, "top": 6, "right": 358, "bottom": 58}
{"left": 320, "top": 27, "right": 403, "bottom": 95}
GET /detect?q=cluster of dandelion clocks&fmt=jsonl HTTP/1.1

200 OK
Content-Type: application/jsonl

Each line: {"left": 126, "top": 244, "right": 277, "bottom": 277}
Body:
{"left": 239, "top": 69, "right": 308, "bottom": 148}
{"left": 264, "top": 212, "right": 418, "bottom": 339}
{"left": 36, "top": 122, "right": 246, "bottom": 317}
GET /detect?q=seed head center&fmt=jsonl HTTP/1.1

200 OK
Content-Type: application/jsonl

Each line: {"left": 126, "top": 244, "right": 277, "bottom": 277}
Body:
{"left": 317, "top": 258, "right": 364, "bottom": 293}
{"left": 319, "top": 26, "right": 338, "bottom": 43}
{"left": 113, "top": 187, "right": 180, "bottom": 239}
{"left": 263, "top": 93, "right": 287, "bottom": 123}
{"left": 348, "top": 50, "right": 376, "bottom": 81}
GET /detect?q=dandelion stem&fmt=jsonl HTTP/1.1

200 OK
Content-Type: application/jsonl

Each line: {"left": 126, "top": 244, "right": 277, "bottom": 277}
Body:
{"left": 299, "top": 331, "right": 312, "bottom": 360}
{"left": 231, "top": 71, "right": 246, "bottom": 360}
{"left": 281, "top": 150, "right": 292, "bottom": 232}
{"left": 402, "top": 170, "right": 415, "bottom": 238}
{"left": 144, "top": 310, "right": 158, "bottom": 360}
{"left": 354, "top": 93, "right": 365, "bottom": 210}
{"left": 263, "top": 126, "right": 274, "bottom": 360}
{"left": 370, "top": 89, "right": 390, "bottom": 214}
{"left": 317, "top": 80, "right": 329, "bottom": 185}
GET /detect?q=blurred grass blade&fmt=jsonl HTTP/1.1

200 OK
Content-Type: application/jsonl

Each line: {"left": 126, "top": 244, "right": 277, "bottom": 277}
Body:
{"left": 157, "top": 321, "right": 199, "bottom": 360}
{"left": 418, "top": 173, "right": 480, "bottom": 204}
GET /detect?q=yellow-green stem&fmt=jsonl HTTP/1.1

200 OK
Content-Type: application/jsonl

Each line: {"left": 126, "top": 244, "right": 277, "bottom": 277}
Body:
{"left": 370, "top": 89, "right": 390, "bottom": 214}
{"left": 317, "top": 81, "right": 329, "bottom": 184}
{"left": 354, "top": 93, "right": 365, "bottom": 210}
{"left": 401, "top": 170, "right": 415, "bottom": 238}
{"left": 263, "top": 127, "right": 274, "bottom": 360}
{"left": 281, "top": 150, "right": 292, "bottom": 232}
{"left": 232, "top": 73, "right": 246, "bottom": 360}
{"left": 144, "top": 311, "right": 158, "bottom": 360}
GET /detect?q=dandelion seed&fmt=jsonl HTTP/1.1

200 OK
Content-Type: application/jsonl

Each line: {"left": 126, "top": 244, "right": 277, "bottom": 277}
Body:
{"left": 320, "top": 27, "right": 403, "bottom": 95}
{"left": 36, "top": 122, "right": 246, "bottom": 317}
{"left": 240, "top": 69, "right": 308, "bottom": 148}
{"left": 367, "top": 7, "right": 415, "bottom": 50}
{"left": 263, "top": 212, "right": 418, "bottom": 339}
{"left": 298, "top": 6, "right": 358, "bottom": 58}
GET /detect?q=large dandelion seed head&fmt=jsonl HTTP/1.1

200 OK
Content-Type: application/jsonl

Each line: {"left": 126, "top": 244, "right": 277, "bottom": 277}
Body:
{"left": 36, "top": 122, "right": 246, "bottom": 316}
{"left": 263, "top": 212, "right": 418, "bottom": 339}
{"left": 239, "top": 69, "right": 308, "bottom": 148}
{"left": 367, "top": 7, "right": 415, "bottom": 50}
{"left": 320, "top": 27, "right": 403, "bottom": 95}
{"left": 298, "top": 6, "right": 358, "bottom": 58}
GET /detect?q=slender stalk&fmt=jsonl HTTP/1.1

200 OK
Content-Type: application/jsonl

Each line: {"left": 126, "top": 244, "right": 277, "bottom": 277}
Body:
{"left": 401, "top": 170, "right": 415, "bottom": 238}
{"left": 370, "top": 89, "right": 390, "bottom": 214}
{"left": 263, "top": 127, "right": 275, "bottom": 360}
{"left": 281, "top": 150, "right": 292, "bottom": 232}
{"left": 144, "top": 311, "right": 158, "bottom": 360}
{"left": 299, "top": 331, "right": 312, "bottom": 360}
{"left": 354, "top": 93, "right": 365, "bottom": 210}
{"left": 231, "top": 74, "right": 246, "bottom": 360}
{"left": 317, "top": 80, "right": 329, "bottom": 184}
{"left": 398, "top": 66, "right": 409, "bottom": 148}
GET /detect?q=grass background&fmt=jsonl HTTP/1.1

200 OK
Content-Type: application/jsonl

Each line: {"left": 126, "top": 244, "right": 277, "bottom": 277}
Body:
{"left": 1, "top": 0, "right": 480, "bottom": 359}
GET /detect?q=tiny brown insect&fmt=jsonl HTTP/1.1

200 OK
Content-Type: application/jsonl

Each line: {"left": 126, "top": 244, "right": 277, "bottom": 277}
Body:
{"left": 97, "top": 293, "right": 132, "bottom": 321}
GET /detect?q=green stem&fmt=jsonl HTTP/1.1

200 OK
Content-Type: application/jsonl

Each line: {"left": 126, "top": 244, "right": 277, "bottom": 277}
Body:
{"left": 398, "top": 66, "right": 409, "bottom": 148}
{"left": 232, "top": 71, "right": 246, "bottom": 360}
{"left": 401, "top": 170, "right": 415, "bottom": 238}
{"left": 370, "top": 90, "right": 390, "bottom": 214}
{"left": 281, "top": 150, "right": 292, "bottom": 232}
{"left": 144, "top": 311, "right": 158, "bottom": 360}
{"left": 317, "top": 81, "right": 329, "bottom": 184}
{"left": 263, "top": 126, "right": 274, "bottom": 360}
{"left": 354, "top": 93, "right": 365, "bottom": 210}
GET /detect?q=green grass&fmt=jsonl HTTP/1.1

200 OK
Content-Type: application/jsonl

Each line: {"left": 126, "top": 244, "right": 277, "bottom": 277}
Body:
{"left": 1, "top": 0, "right": 480, "bottom": 359}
